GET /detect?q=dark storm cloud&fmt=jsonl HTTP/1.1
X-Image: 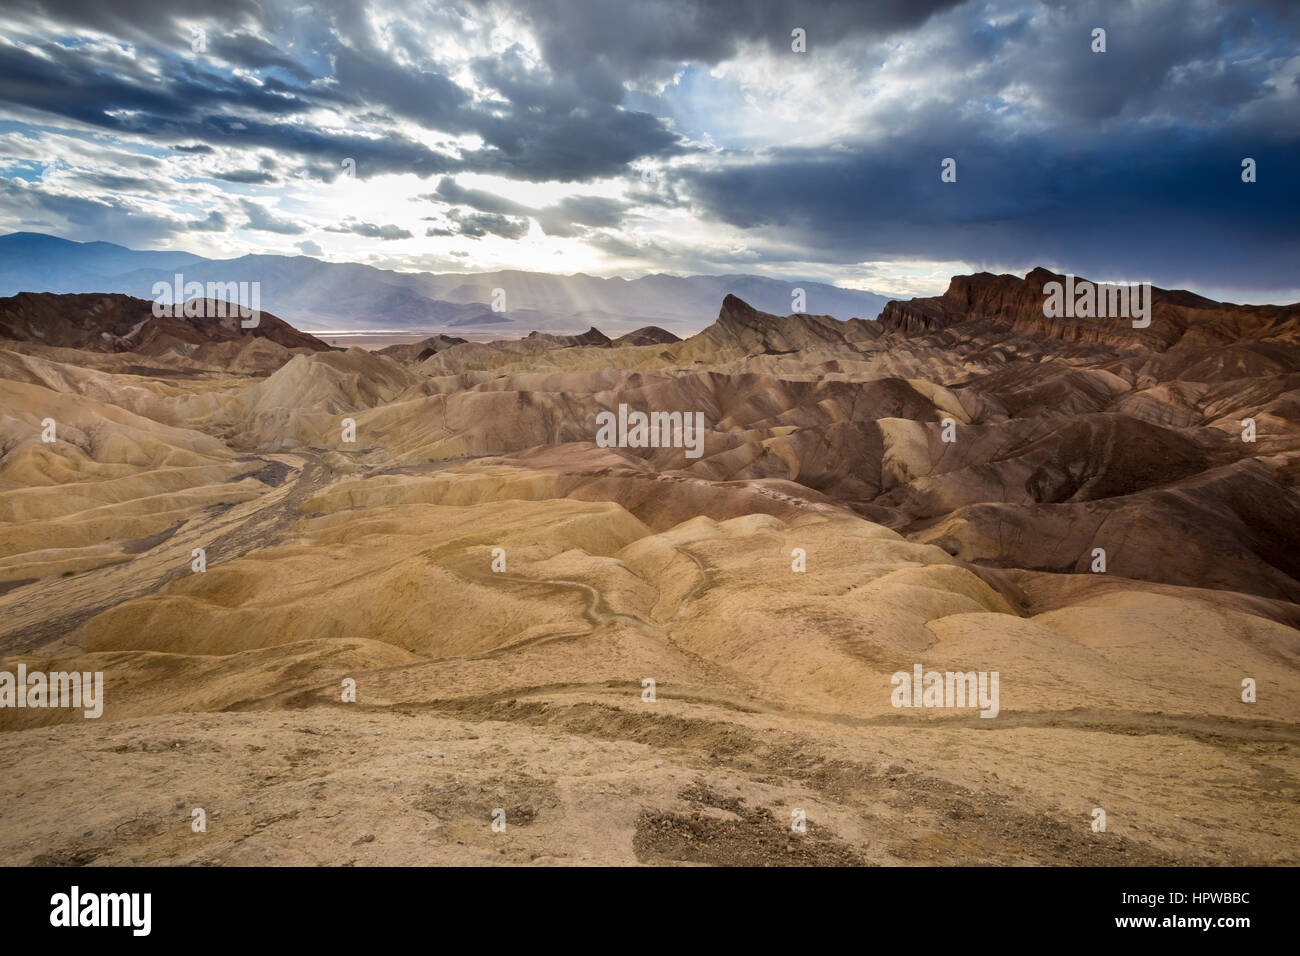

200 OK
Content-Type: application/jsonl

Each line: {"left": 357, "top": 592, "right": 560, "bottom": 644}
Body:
{"left": 448, "top": 210, "right": 531, "bottom": 240}
{"left": 326, "top": 219, "right": 415, "bottom": 240}
{"left": 206, "top": 32, "right": 316, "bottom": 82}
{"left": 477, "top": 0, "right": 966, "bottom": 77}
{"left": 968, "top": 0, "right": 1300, "bottom": 125}
{"left": 0, "top": 36, "right": 334, "bottom": 152}
{"left": 421, "top": 177, "right": 630, "bottom": 237}
{"left": 2, "top": 0, "right": 265, "bottom": 45}
{"left": 239, "top": 199, "right": 304, "bottom": 234}
{"left": 460, "top": 46, "right": 688, "bottom": 181}
{"left": 74, "top": 172, "right": 169, "bottom": 193}
{"left": 330, "top": 44, "right": 471, "bottom": 129}
{"left": 187, "top": 210, "right": 229, "bottom": 231}
{"left": 543, "top": 196, "right": 626, "bottom": 229}
{"left": 533, "top": 196, "right": 629, "bottom": 237}
{"left": 682, "top": 126, "right": 1300, "bottom": 286}
{"left": 423, "top": 178, "right": 532, "bottom": 218}
{"left": 212, "top": 123, "right": 458, "bottom": 182}
{"left": 213, "top": 169, "right": 279, "bottom": 185}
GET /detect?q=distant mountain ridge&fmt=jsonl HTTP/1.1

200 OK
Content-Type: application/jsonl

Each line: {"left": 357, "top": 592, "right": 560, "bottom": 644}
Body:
{"left": 878, "top": 267, "right": 1300, "bottom": 353}
{"left": 0, "top": 232, "right": 892, "bottom": 336}
{"left": 0, "top": 290, "right": 331, "bottom": 354}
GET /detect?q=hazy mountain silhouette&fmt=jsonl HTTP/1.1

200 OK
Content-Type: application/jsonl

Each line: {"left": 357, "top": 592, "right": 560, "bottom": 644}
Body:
{"left": 0, "top": 232, "right": 891, "bottom": 336}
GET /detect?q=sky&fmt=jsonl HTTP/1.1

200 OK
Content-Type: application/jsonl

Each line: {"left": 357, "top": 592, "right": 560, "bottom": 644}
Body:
{"left": 0, "top": 0, "right": 1296, "bottom": 302}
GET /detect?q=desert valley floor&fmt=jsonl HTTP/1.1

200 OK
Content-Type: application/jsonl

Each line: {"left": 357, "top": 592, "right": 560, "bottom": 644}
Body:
{"left": 0, "top": 269, "right": 1297, "bottom": 865}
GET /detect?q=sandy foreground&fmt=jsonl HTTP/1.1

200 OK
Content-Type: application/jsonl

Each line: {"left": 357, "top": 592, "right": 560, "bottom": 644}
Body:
{"left": 1, "top": 473, "right": 1294, "bottom": 865}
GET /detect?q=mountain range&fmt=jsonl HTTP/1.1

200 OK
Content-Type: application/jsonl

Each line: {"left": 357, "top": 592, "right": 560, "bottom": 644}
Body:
{"left": 0, "top": 232, "right": 891, "bottom": 337}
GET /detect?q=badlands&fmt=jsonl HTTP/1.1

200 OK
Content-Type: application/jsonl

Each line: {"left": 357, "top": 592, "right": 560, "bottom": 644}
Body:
{"left": 0, "top": 268, "right": 1297, "bottom": 866}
